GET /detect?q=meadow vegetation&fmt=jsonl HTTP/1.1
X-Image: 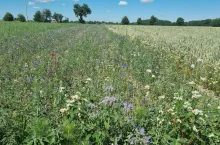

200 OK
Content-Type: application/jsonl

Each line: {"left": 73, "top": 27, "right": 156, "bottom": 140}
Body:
{"left": 0, "top": 22, "right": 219, "bottom": 144}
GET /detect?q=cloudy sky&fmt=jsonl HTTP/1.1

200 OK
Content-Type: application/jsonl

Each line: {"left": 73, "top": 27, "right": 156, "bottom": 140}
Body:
{"left": 0, "top": 0, "right": 220, "bottom": 22}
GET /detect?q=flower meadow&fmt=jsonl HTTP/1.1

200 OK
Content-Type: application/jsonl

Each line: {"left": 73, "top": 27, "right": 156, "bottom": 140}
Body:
{"left": 0, "top": 22, "right": 220, "bottom": 145}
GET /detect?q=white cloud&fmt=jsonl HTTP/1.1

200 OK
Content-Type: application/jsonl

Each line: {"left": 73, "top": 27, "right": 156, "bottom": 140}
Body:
{"left": 35, "top": 0, "right": 54, "bottom": 3}
{"left": 28, "top": 2, "right": 35, "bottom": 5}
{"left": 33, "top": 6, "right": 40, "bottom": 9}
{"left": 140, "top": 0, "right": 154, "bottom": 3}
{"left": 119, "top": 1, "right": 128, "bottom": 6}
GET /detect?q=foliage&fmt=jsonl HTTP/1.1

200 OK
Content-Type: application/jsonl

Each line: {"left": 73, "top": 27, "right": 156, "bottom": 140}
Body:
{"left": 3, "top": 12, "right": 14, "bottom": 21}
{"left": 33, "top": 10, "right": 44, "bottom": 22}
{"left": 17, "top": 14, "right": 26, "bottom": 22}
{"left": 121, "top": 16, "right": 130, "bottom": 25}
{"left": 149, "top": 15, "right": 157, "bottom": 25}
{"left": 53, "top": 12, "right": 63, "bottom": 23}
{"left": 73, "top": 4, "right": 92, "bottom": 23}
{"left": 42, "top": 9, "right": 52, "bottom": 22}
{"left": 176, "top": 17, "right": 185, "bottom": 26}
{"left": 137, "top": 18, "right": 142, "bottom": 25}
{"left": 211, "top": 18, "right": 220, "bottom": 27}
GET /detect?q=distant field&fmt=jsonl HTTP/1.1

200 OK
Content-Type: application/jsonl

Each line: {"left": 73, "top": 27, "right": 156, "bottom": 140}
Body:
{"left": 0, "top": 22, "right": 219, "bottom": 144}
{"left": 107, "top": 25, "right": 220, "bottom": 64}
{"left": 0, "top": 21, "right": 74, "bottom": 39}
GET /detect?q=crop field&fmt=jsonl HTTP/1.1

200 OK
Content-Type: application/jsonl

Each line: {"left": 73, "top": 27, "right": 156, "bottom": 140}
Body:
{"left": 0, "top": 22, "right": 220, "bottom": 144}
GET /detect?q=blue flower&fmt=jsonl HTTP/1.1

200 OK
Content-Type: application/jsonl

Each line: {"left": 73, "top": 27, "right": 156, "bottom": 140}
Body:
{"left": 123, "top": 102, "right": 134, "bottom": 112}
{"left": 104, "top": 85, "right": 113, "bottom": 91}
{"left": 144, "top": 136, "right": 152, "bottom": 144}
{"left": 122, "top": 63, "right": 127, "bottom": 68}
{"left": 133, "top": 124, "right": 137, "bottom": 128}
{"left": 129, "top": 87, "right": 133, "bottom": 91}
{"left": 140, "top": 127, "right": 145, "bottom": 135}
{"left": 100, "top": 96, "right": 116, "bottom": 105}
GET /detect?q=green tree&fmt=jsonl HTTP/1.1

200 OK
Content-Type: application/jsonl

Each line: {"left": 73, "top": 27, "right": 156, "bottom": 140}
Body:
{"left": 149, "top": 15, "right": 157, "bottom": 25}
{"left": 211, "top": 18, "right": 220, "bottom": 27}
{"left": 73, "top": 4, "right": 92, "bottom": 23}
{"left": 43, "top": 9, "right": 52, "bottom": 22}
{"left": 121, "top": 16, "right": 129, "bottom": 25}
{"left": 137, "top": 18, "right": 142, "bottom": 25}
{"left": 53, "top": 13, "right": 63, "bottom": 23}
{"left": 3, "top": 12, "right": 14, "bottom": 21}
{"left": 176, "top": 17, "right": 185, "bottom": 26}
{"left": 33, "top": 10, "right": 44, "bottom": 22}
{"left": 17, "top": 14, "right": 26, "bottom": 22}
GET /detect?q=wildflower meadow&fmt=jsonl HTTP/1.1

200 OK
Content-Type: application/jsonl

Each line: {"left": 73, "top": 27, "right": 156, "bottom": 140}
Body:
{"left": 0, "top": 21, "right": 219, "bottom": 144}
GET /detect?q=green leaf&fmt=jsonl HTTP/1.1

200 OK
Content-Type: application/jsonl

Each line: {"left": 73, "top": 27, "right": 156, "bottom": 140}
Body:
{"left": 104, "top": 121, "right": 110, "bottom": 130}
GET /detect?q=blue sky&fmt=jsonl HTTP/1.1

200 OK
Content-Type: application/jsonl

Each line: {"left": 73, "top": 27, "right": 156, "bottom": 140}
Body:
{"left": 0, "top": 0, "right": 220, "bottom": 22}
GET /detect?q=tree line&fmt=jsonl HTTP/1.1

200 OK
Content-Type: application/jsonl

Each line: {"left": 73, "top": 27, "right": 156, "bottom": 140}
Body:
{"left": 2, "top": 3, "right": 220, "bottom": 27}
{"left": 121, "top": 16, "right": 220, "bottom": 27}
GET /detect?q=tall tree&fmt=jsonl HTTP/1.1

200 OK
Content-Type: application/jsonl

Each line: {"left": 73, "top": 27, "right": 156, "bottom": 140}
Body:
{"left": 137, "top": 18, "right": 142, "bottom": 25}
{"left": 3, "top": 12, "right": 14, "bottom": 21}
{"left": 17, "top": 14, "right": 26, "bottom": 22}
{"left": 43, "top": 9, "right": 52, "bottom": 22}
{"left": 149, "top": 15, "right": 157, "bottom": 25}
{"left": 121, "top": 16, "right": 129, "bottom": 25}
{"left": 74, "top": 4, "right": 92, "bottom": 23}
{"left": 53, "top": 13, "right": 63, "bottom": 23}
{"left": 176, "top": 17, "right": 185, "bottom": 26}
{"left": 33, "top": 10, "right": 44, "bottom": 22}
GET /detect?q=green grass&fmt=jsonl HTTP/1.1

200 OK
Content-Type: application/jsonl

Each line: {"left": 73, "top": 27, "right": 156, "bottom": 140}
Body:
{"left": 0, "top": 22, "right": 219, "bottom": 144}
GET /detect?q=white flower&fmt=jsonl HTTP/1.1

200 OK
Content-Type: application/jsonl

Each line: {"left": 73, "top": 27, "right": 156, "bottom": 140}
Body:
{"left": 59, "top": 87, "right": 65, "bottom": 93}
{"left": 191, "top": 64, "right": 195, "bottom": 68}
{"left": 217, "top": 106, "right": 220, "bottom": 110}
{"left": 197, "top": 58, "right": 203, "bottom": 63}
{"left": 177, "top": 119, "right": 182, "bottom": 123}
{"left": 200, "top": 77, "right": 207, "bottom": 81}
{"left": 188, "top": 81, "right": 196, "bottom": 85}
{"left": 192, "top": 91, "right": 202, "bottom": 99}
{"left": 60, "top": 108, "right": 68, "bottom": 113}
{"left": 152, "top": 74, "right": 156, "bottom": 78}
{"left": 71, "top": 95, "right": 79, "bottom": 100}
{"left": 86, "top": 78, "right": 92, "bottom": 81}
{"left": 158, "top": 95, "right": 165, "bottom": 99}
{"left": 183, "top": 101, "right": 192, "bottom": 110}
{"left": 144, "top": 85, "right": 150, "bottom": 90}
{"left": 208, "top": 133, "right": 215, "bottom": 138}
{"left": 193, "top": 125, "right": 198, "bottom": 132}
{"left": 40, "top": 90, "right": 43, "bottom": 94}
{"left": 146, "top": 69, "right": 152, "bottom": 73}
{"left": 192, "top": 109, "right": 203, "bottom": 115}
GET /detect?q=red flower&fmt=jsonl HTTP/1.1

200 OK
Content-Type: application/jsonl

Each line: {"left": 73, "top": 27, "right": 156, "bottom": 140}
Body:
{"left": 51, "top": 53, "right": 56, "bottom": 57}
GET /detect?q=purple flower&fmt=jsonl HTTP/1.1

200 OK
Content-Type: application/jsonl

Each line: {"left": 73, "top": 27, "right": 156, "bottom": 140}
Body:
{"left": 122, "top": 63, "right": 127, "bottom": 68}
{"left": 144, "top": 136, "right": 152, "bottom": 144}
{"left": 129, "top": 87, "right": 133, "bottom": 91}
{"left": 100, "top": 96, "right": 116, "bottom": 105}
{"left": 104, "top": 85, "right": 113, "bottom": 91}
{"left": 133, "top": 124, "right": 137, "bottom": 128}
{"left": 123, "top": 102, "right": 134, "bottom": 112}
{"left": 140, "top": 127, "right": 145, "bottom": 135}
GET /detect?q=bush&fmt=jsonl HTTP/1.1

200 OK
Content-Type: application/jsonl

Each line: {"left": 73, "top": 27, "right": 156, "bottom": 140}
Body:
{"left": 17, "top": 14, "right": 26, "bottom": 22}
{"left": 3, "top": 12, "right": 14, "bottom": 21}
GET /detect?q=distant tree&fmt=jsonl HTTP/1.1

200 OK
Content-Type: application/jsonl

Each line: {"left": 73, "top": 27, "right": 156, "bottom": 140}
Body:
{"left": 149, "top": 15, "right": 157, "bottom": 25}
{"left": 43, "top": 9, "right": 52, "bottom": 22}
{"left": 33, "top": 10, "right": 44, "bottom": 22}
{"left": 73, "top": 4, "right": 92, "bottom": 23}
{"left": 17, "top": 14, "right": 26, "bottom": 22}
{"left": 121, "top": 16, "right": 129, "bottom": 25}
{"left": 211, "top": 18, "right": 220, "bottom": 27}
{"left": 176, "top": 17, "right": 185, "bottom": 26}
{"left": 3, "top": 12, "right": 14, "bottom": 21}
{"left": 63, "top": 17, "right": 69, "bottom": 23}
{"left": 53, "top": 13, "right": 63, "bottom": 23}
{"left": 137, "top": 18, "right": 142, "bottom": 25}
